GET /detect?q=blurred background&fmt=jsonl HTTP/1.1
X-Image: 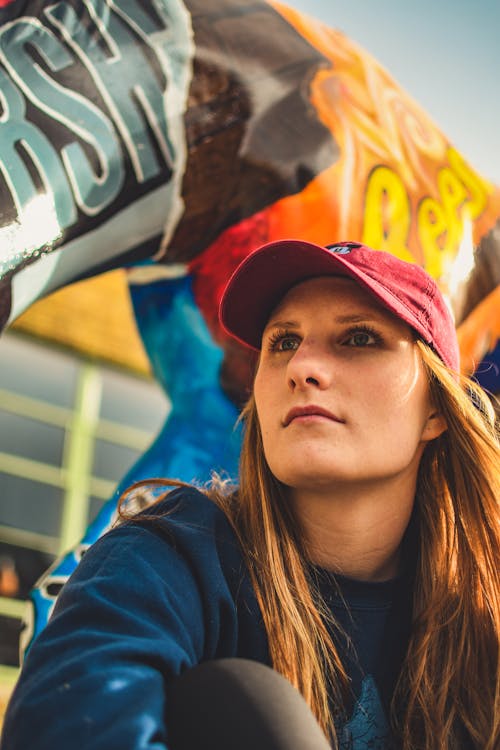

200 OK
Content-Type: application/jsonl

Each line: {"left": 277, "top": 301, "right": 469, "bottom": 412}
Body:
{"left": 292, "top": 0, "right": 500, "bottom": 183}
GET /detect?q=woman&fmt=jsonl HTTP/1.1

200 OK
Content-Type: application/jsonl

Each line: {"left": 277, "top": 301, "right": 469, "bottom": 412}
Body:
{"left": 2, "top": 240, "right": 499, "bottom": 750}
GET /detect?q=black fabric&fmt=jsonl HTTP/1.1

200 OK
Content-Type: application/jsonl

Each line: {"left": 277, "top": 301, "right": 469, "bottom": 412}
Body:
{"left": 166, "top": 659, "right": 331, "bottom": 750}
{"left": 314, "top": 570, "right": 412, "bottom": 715}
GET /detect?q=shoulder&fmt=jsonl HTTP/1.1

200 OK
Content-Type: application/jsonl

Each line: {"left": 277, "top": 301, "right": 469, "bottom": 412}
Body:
{"left": 135, "top": 483, "right": 232, "bottom": 528}
{"left": 125, "top": 484, "right": 238, "bottom": 555}
{"left": 46, "top": 485, "right": 249, "bottom": 646}
{"left": 66, "top": 485, "right": 244, "bottom": 599}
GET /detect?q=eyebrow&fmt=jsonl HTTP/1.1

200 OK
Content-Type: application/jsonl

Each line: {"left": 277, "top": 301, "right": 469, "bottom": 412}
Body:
{"left": 333, "top": 313, "right": 385, "bottom": 324}
{"left": 264, "top": 313, "right": 386, "bottom": 331}
{"left": 263, "top": 319, "right": 301, "bottom": 333}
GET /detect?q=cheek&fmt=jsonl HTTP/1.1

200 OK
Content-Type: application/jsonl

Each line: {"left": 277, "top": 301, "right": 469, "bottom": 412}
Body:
{"left": 358, "top": 363, "right": 430, "bottom": 427}
{"left": 254, "top": 364, "right": 280, "bottom": 409}
{"left": 254, "top": 373, "right": 287, "bottom": 460}
{"left": 253, "top": 372, "right": 271, "bottom": 436}
{"left": 253, "top": 369, "right": 265, "bottom": 415}
{"left": 378, "top": 373, "right": 432, "bottom": 439}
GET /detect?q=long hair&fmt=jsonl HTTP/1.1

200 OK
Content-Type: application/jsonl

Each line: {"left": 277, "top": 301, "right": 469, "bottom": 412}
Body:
{"left": 120, "top": 341, "right": 499, "bottom": 748}
{"left": 221, "top": 341, "right": 499, "bottom": 748}
{"left": 394, "top": 342, "right": 499, "bottom": 749}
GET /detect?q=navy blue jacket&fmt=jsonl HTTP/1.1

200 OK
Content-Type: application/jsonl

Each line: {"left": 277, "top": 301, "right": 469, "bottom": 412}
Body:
{"left": 1, "top": 487, "right": 407, "bottom": 749}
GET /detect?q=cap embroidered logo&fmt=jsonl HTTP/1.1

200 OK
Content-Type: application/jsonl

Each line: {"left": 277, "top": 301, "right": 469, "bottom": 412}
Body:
{"left": 325, "top": 243, "right": 360, "bottom": 254}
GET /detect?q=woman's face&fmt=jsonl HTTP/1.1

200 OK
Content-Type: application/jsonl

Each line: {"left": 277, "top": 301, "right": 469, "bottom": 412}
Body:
{"left": 253, "top": 276, "right": 445, "bottom": 496}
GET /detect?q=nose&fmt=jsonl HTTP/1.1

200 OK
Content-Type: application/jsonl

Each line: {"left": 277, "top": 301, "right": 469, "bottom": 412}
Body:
{"left": 287, "top": 344, "right": 332, "bottom": 391}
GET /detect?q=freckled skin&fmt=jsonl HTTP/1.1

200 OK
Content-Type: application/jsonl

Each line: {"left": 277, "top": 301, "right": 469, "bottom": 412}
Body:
{"left": 254, "top": 277, "right": 444, "bottom": 499}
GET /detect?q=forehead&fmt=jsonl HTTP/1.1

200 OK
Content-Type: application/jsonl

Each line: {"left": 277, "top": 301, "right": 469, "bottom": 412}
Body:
{"left": 268, "top": 275, "right": 393, "bottom": 321}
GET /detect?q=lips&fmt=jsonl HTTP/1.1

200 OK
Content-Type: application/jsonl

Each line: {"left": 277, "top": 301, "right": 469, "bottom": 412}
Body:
{"left": 283, "top": 405, "right": 344, "bottom": 427}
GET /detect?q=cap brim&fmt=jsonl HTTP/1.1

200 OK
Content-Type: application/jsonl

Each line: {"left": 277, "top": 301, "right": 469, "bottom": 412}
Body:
{"left": 219, "top": 240, "right": 399, "bottom": 349}
{"left": 219, "top": 238, "right": 460, "bottom": 371}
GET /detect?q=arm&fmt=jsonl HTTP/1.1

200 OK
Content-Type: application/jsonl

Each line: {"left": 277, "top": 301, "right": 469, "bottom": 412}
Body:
{"left": 1, "top": 522, "right": 207, "bottom": 750}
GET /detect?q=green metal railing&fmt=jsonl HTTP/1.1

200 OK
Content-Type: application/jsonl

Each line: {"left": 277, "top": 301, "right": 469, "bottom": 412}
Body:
{"left": 0, "top": 360, "right": 159, "bottom": 691}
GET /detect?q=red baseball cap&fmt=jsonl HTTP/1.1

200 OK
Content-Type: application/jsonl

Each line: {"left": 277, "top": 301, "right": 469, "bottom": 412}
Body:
{"left": 219, "top": 239, "right": 460, "bottom": 371}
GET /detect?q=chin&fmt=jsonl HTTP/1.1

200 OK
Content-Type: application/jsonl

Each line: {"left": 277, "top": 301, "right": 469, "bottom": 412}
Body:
{"left": 274, "top": 466, "right": 345, "bottom": 490}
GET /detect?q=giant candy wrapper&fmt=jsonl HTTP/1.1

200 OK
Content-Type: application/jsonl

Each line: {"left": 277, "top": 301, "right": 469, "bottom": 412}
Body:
{"left": 0, "top": 0, "right": 498, "bottom": 652}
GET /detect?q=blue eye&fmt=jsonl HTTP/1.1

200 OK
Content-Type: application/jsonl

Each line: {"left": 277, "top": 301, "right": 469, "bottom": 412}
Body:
{"left": 349, "top": 332, "right": 373, "bottom": 346}
{"left": 267, "top": 330, "right": 300, "bottom": 352}
{"left": 279, "top": 337, "right": 299, "bottom": 351}
{"left": 345, "top": 328, "right": 382, "bottom": 347}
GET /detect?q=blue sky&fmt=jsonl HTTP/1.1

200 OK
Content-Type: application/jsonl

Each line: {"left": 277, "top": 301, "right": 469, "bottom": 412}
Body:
{"left": 288, "top": 0, "right": 499, "bottom": 183}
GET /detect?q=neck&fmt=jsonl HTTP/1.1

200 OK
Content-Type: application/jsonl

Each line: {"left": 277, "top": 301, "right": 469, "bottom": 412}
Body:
{"left": 290, "top": 477, "right": 416, "bottom": 582}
